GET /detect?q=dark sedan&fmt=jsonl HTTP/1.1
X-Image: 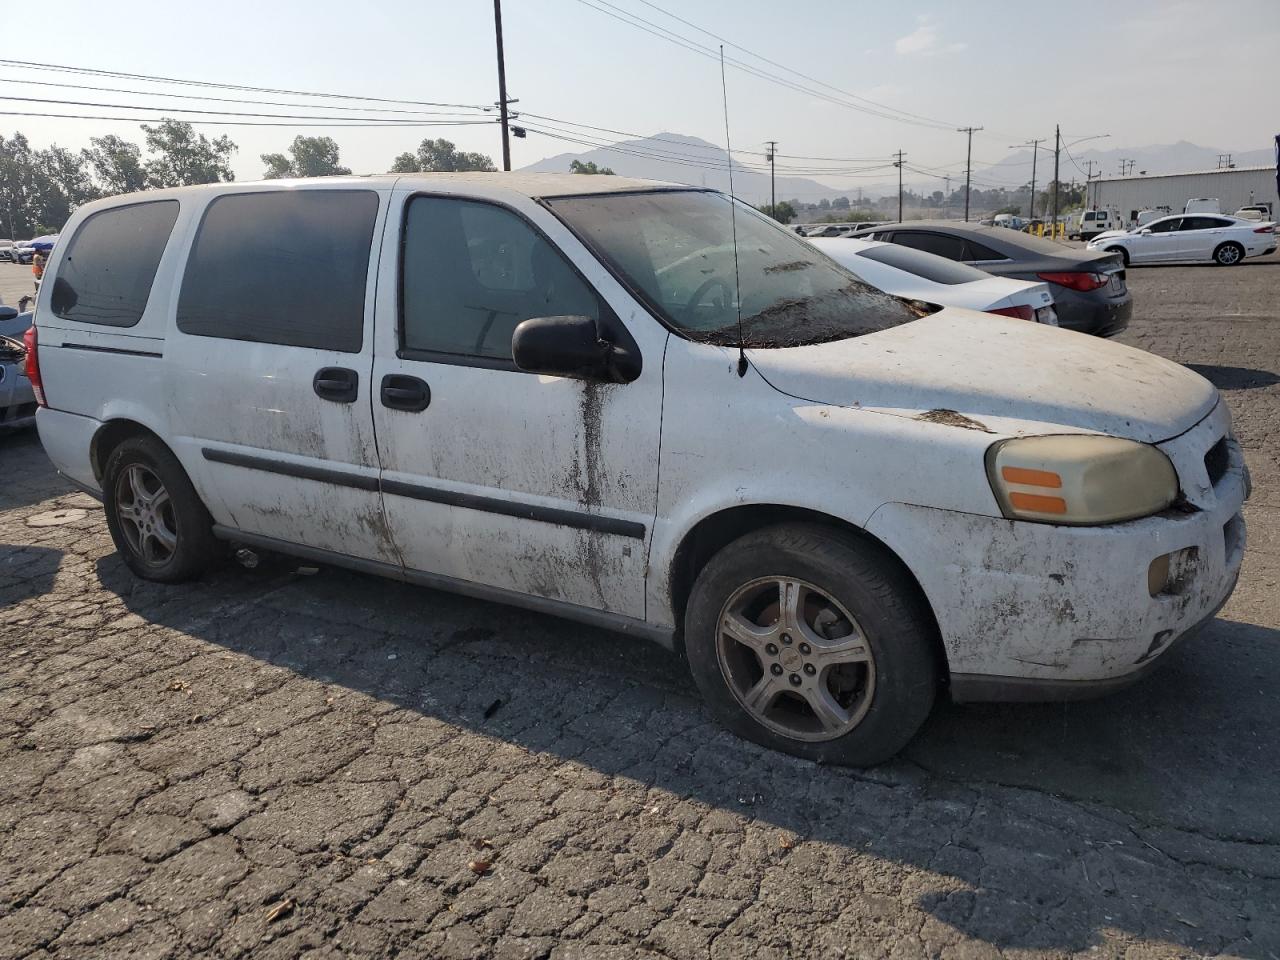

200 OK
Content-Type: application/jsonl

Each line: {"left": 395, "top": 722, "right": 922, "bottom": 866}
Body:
{"left": 849, "top": 221, "right": 1132, "bottom": 337}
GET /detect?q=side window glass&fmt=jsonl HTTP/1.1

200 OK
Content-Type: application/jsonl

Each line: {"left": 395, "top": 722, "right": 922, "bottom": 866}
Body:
{"left": 962, "top": 240, "right": 1006, "bottom": 261}
{"left": 401, "top": 197, "right": 600, "bottom": 363}
{"left": 892, "top": 232, "right": 965, "bottom": 260}
{"left": 52, "top": 200, "right": 179, "bottom": 327}
{"left": 1147, "top": 218, "right": 1179, "bottom": 233}
{"left": 177, "top": 190, "right": 377, "bottom": 353}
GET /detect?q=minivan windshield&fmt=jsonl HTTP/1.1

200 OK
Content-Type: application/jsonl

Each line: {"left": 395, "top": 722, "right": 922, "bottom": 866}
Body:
{"left": 544, "top": 190, "right": 916, "bottom": 347}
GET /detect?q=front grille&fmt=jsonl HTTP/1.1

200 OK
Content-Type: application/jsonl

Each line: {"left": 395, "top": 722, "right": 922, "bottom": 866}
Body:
{"left": 1204, "top": 437, "right": 1230, "bottom": 488}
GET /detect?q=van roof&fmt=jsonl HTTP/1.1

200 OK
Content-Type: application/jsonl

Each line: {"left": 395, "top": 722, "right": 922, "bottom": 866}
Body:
{"left": 79, "top": 172, "right": 695, "bottom": 209}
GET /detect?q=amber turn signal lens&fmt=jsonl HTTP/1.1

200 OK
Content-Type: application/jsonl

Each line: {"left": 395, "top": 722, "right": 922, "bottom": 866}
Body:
{"left": 1009, "top": 491, "right": 1067, "bottom": 514}
{"left": 1000, "top": 466, "right": 1062, "bottom": 488}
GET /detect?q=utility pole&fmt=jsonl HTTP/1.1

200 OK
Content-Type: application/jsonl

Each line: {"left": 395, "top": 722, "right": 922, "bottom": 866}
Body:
{"left": 1011, "top": 138, "right": 1045, "bottom": 220}
{"left": 766, "top": 141, "right": 777, "bottom": 212}
{"left": 1082, "top": 160, "right": 1099, "bottom": 210}
{"left": 1217, "top": 152, "right": 1233, "bottom": 170}
{"left": 493, "top": 0, "right": 511, "bottom": 171}
{"left": 957, "top": 126, "right": 982, "bottom": 221}
{"left": 1051, "top": 124, "right": 1061, "bottom": 232}
{"left": 893, "top": 150, "right": 905, "bottom": 221}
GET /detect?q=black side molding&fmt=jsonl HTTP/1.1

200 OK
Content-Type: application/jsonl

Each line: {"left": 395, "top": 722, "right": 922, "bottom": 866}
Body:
{"left": 380, "top": 478, "right": 646, "bottom": 539}
{"left": 200, "top": 447, "right": 646, "bottom": 539}
{"left": 201, "top": 447, "right": 380, "bottom": 491}
{"left": 59, "top": 342, "right": 163, "bottom": 358}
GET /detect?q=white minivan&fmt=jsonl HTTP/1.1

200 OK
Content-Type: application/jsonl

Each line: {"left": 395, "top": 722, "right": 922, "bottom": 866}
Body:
{"left": 29, "top": 174, "right": 1248, "bottom": 765}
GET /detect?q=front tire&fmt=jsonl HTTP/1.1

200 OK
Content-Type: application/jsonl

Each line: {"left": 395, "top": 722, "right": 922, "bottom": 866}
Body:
{"left": 103, "top": 435, "right": 217, "bottom": 583}
{"left": 1213, "top": 242, "right": 1244, "bottom": 266}
{"left": 1105, "top": 246, "right": 1130, "bottom": 266}
{"left": 684, "top": 523, "right": 939, "bottom": 766}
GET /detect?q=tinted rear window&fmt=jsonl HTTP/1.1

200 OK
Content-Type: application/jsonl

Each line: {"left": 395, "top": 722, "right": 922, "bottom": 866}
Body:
{"left": 856, "top": 244, "right": 992, "bottom": 285}
{"left": 892, "top": 231, "right": 966, "bottom": 260}
{"left": 177, "top": 190, "right": 378, "bottom": 353}
{"left": 51, "top": 200, "right": 179, "bottom": 327}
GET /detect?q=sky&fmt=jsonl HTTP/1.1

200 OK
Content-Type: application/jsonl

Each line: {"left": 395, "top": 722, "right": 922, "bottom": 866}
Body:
{"left": 4, "top": 0, "right": 1278, "bottom": 188}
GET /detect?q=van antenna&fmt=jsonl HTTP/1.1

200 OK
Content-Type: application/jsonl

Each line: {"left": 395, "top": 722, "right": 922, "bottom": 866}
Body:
{"left": 719, "top": 45, "right": 748, "bottom": 378}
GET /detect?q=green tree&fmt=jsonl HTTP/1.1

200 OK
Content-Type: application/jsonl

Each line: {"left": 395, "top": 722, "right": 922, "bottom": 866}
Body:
{"left": 141, "top": 120, "right": 236, "bottom": 187}
{"left": 83, "top": 134, "right": 147, "bottom": 196}
{"left": 389, "top": 138, "right": 495, "bottom": 173}
{"left": 261, "top": 135, "right": 352, "bottom": 179}
{"left": 569, "top": 159, "right": 615, "bottom": 175}
{"left": 758, "top": 201, "right": 796, "bottom": 224}
{"left": 1, "top": 132, "right": 99, "bottom": 236}
{"left": 831, "top": 196, "right": 850, "bottom": 210}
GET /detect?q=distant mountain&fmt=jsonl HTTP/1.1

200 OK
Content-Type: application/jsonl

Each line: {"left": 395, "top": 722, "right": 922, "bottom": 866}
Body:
{"left": 520, "top": 133, "right": 863, "bottom": 205}
{"left": 978, "top": 140, "right": 1274, "bottom": 187}
{"left": 521, "top": 133, "right": 1274, "bottom": 205}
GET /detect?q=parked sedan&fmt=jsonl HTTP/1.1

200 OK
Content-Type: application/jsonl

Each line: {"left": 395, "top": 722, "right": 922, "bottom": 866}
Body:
{"left": 854, "top": 221, "right": 1131, "bottom": 337}
{"left": 809, "top": 237, "right": 1058, "bottom": 324}
{"left": 1087, "top": 215, "right": 1277, "bottom": 266}
{"left": 0, "top": 306, "right": 36, "bottom": 431}
{"left": 12, "top": 241, "right": 35, "bottom": 265}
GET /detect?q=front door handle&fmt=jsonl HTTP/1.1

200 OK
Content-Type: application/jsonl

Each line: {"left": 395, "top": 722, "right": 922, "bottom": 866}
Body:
{"left": 381, "top": 374, "right": 431, "bottom": 412}
{"left": 313, "top": 367, "right": 358, "bottom": 403}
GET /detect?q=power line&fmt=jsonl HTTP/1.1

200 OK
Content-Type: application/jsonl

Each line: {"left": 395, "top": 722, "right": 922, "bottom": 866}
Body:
{"left": 0, "top": 75, "right": 489, "bottom": 117}
{"left": 0, "top": 109, "right": 495, "bottom": 129}
{"left": 569, "top": 0, "right": 961, "bottom": 130}
{"left": 0, "top": 58, "right": 491, "bottom": 111}
{"left": 0, "top": 94, "right": 489, "bottom": 124}
{"left": 626, "top": 0, "right": 961, "bottom": 130}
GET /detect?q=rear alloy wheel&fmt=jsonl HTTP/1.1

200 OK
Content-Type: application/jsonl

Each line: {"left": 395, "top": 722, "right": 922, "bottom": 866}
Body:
{"left": 103, "top": 435, "right": 217, "bottom": 583}
{"left": 1213, "top": 242, "right": 1244, "bottom": 266}
{"left": 684, "top": 523, "right": 939, "bottom": 766}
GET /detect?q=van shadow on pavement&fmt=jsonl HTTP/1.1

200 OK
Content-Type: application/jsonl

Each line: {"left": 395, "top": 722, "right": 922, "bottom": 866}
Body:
{"left": 93, "top": 551, "right": 1280, "bottom": 957}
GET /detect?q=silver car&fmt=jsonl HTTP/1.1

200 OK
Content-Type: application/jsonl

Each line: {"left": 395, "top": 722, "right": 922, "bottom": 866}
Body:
{"left": 0, "top": 307, "right": 36, "bottom": 431}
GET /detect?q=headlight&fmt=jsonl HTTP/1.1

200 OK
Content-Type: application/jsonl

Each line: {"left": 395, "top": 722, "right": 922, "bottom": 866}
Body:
{"left": 986, "top": 435, "right": 1178, "bottom": 525}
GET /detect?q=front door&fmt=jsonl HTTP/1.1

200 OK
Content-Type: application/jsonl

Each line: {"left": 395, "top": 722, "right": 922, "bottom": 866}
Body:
{"left": 166, "top": 186, "right": 398, "bottom": 564}
{"left": 1136, "top": 216, "right": 1182, "bottom": 262}
{"left": 370, "top": 188, "right": 666, "bottom": 620}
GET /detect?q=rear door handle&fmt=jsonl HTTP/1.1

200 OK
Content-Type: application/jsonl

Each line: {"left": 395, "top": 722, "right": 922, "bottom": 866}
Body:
{"left": 313, "top": 367, "right": 358, "bottom": 403}
{"left": 380, "top": 374, "right": 431, "bottom": 412}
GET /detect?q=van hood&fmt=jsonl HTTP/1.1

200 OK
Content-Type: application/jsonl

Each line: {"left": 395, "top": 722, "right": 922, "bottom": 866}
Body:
{"left": 747, "top": 309, "right": 1217, "bottom": 443}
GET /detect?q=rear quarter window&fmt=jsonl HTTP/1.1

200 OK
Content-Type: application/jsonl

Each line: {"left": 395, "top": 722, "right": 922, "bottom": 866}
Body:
{"left": 177, "top": 190, "right": 378, "bottom": 353}
{"left": 50, "top": 200, "right": 180, "bottom": 327}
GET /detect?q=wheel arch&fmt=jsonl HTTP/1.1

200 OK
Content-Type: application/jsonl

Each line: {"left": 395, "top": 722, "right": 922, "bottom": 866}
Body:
{"left": 1213, "top": 240, "right": 1244, "bottom": 264}
{"left": 90, "top": 418, "right": 169, "bottom": 483}
{"left": 666, "top": 503, "right": 948, "bottom": 679}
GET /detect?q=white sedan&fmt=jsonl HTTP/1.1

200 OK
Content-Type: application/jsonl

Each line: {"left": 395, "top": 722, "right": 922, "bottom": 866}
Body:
{"left": 809, "top": 237, "right": 1058, "bottom": 324}
{"left": 1088, "top": 214, "right": 1277, "bottom": 266}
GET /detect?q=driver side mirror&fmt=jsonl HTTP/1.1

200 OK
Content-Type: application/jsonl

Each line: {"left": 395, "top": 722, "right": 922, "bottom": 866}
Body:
{"left": 512, "top": 315, "right": 641, "bottom": 384}
{"left": 1138, "top": 228, "right": 1152, "bottom": 235}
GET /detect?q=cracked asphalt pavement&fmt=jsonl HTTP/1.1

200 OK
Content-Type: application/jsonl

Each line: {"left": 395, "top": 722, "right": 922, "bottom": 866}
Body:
{"left": 1, "top": 256, "right": 1278, "bottom": 959}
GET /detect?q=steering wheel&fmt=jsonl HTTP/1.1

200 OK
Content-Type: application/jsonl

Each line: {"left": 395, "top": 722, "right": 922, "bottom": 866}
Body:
{"left": 685, "top": 276, "right": 733, "bottom": 323}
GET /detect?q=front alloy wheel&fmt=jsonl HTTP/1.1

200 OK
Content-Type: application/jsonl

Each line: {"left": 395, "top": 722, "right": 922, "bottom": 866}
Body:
{"left": 718, "top": 577, "right": 875, "bottom": 741}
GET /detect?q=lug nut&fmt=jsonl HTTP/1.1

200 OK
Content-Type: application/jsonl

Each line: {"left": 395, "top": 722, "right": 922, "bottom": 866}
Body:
{"left": 789, "top": 673, "right": 801, "bottom": 686}
{"left": 771, "top": 664, "right": 783, "bottom": 676}
{"left": 799, "top": 642, "right": 811, "bottom": 655}
{"left": 781, "top": 634, "right": 793, "bottom": 645}
{"left": 765, "top": 643, "right": 779, "bottom": 656}
{"left": 804, "top": 664, "right": 816, "bottom": 676}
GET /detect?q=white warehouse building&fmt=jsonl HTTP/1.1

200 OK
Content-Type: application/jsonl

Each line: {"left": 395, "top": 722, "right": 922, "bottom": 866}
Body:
{"left": 1093, "top": 165, "right": 1277, "bottom": 220}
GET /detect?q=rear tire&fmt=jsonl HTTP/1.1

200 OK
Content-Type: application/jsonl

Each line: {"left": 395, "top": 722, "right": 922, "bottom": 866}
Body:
{"left": 1213, "top": 242, "right": 1244, "bottom": 266}
{"left": 103, "top": 435, "right": 217, "bottom": 583}
{"left": 683, "top": 523, "right": 939, "bottom": 766}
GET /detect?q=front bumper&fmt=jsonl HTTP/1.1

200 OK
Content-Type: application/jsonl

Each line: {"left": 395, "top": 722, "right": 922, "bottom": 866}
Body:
{"left": 866, "top": 402, "right": 1247, "bottom": 698}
